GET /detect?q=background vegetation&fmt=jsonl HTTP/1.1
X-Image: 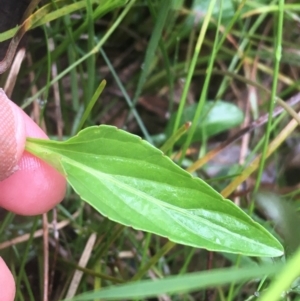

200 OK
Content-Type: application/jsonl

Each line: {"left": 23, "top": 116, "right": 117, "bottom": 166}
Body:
{"left": 1, "top": 0, "right": 300, "bottom": 300}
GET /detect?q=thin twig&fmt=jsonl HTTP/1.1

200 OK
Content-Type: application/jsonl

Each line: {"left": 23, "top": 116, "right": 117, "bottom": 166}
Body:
{"left": 43, "top": 213, "right": 49, "bottom": 301}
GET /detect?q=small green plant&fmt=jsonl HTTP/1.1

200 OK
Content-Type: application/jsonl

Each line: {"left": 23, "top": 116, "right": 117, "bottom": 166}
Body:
{"left": 4, "top": 0, "right": 300, "bottom": 300}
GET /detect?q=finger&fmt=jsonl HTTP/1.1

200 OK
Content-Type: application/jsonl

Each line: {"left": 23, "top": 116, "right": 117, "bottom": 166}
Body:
{"left": 0, "top": 89, "right": 26, "bottom": 181}
{"left": 0, "top": 96, "right": 66, "bottom": 215}
{"left": 0, "top": 257, "right": 15, "bottom": 301}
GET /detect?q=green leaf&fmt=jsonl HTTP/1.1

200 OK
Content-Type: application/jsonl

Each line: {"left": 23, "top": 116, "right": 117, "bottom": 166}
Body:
{"left": 186, "top": 0, "right": 271, "bottom": 26}
{"left": 190, "top": 0, "right": 236, "bottom": 23}
{"left": 65, "top": 263, "right": 282, "bottom": 301}
{"left": 132, "top": 0, "right": 172, "bottom": 105}
{"left": 256, "top": 191, "right": 300, "bottom": 256}
{"left": 0, "top": 0, "right": 128, "bottom": 42}
{"left": 165, "top": 101, "right": 244, "bottom": 144}
{"left": 26, "top": 126, "right": 283, "bottom": 257}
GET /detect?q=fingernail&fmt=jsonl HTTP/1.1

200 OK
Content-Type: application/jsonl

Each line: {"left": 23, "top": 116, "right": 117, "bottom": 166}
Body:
{"left": 0, "top": 89, "right": 25, "bottom": 181}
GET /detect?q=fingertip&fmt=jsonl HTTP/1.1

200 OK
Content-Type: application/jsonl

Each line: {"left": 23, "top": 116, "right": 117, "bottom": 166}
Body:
{"left": 0, "top": 96, "right": 67, "bottom": 215}
{"left": 0, "top": 151, "right": 66, "bottom": 215}
{"left": 0, "top": 90, "right": 26, "bottom": 181}
{"left": 0, "top": 257, "right": 15, "bottom": 301}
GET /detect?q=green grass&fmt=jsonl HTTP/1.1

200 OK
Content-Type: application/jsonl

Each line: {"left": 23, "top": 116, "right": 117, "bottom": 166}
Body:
{"left": 2, "top": 0, "right": 300, "bottom": 300}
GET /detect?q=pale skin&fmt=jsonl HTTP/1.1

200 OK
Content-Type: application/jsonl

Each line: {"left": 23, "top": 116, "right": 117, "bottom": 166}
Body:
{"left": 0, "top": 91, "right": 66, "bottom": 300}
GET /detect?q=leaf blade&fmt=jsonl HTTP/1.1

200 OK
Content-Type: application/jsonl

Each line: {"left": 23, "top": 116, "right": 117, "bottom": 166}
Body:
{"left": 26, "top": 125, "right": 283, "bottom": 257}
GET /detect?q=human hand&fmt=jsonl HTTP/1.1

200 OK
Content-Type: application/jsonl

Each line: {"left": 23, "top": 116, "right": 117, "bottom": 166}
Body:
{"left": 0, "top": 90, "right": 66, "bottom": 300}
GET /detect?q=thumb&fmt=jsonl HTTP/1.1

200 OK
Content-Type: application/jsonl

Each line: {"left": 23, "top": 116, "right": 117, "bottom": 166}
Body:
{"left": 0, "top": 257, "right": 15, "bottom": 301}
{"left": 0, "top": 89, "right": 26, "bottom": 181}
